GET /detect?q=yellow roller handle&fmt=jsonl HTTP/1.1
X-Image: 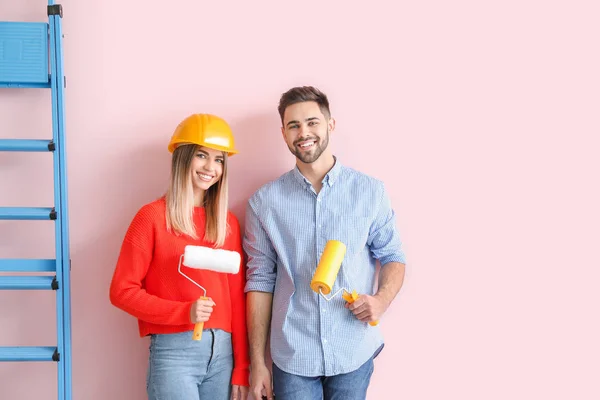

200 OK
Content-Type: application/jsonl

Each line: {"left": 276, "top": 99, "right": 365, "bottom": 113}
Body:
{"left": 192, "top": 296, "right": 209, "bottom": 341}
{"left": 343, "top": 290, "right": 379, "bottom": 326}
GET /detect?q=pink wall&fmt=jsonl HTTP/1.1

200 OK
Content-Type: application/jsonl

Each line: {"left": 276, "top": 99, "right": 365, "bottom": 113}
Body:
{"left": 2, "top": 0, "right": 599, "bottom": 399}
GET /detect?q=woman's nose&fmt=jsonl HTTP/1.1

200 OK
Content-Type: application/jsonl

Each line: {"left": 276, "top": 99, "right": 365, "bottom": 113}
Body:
{"left": 203, "top": 159, "right": 215, "bottom": 171}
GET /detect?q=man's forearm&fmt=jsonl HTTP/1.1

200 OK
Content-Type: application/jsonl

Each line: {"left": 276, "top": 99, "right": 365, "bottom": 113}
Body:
{"left": 374, "top": 261, "right": 405, "bottom": 306}
{"left": 246, "top": 291, "right": 273, "bottom": 367}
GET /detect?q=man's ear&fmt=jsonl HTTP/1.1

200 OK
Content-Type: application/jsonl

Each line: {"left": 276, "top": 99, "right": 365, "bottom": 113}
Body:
{"left": 328, "top": 117, "right": 336, "bottom": 133}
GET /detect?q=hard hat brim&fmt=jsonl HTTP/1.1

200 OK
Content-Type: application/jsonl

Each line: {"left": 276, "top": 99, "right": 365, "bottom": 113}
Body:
{"left": 168, "top": 140, "right": 239, "bottom": 156}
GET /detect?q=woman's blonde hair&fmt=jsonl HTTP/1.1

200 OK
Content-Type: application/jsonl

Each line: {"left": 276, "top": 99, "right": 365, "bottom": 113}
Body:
{"left": 165, "top": 144, "right": 229, "bottom": 247}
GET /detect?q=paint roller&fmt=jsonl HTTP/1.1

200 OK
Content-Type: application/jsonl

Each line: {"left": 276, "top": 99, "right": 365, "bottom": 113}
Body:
{"left": 310, "top": 240, "right": 379, "bottom": 326}
{"left": 177, "top": 245, "right": 241, "bottom": 340}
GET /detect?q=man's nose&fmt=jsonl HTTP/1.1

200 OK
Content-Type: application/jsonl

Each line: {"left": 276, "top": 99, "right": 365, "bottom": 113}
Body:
{"left": 299, "top": 124, "right": 308, "bottom": 135}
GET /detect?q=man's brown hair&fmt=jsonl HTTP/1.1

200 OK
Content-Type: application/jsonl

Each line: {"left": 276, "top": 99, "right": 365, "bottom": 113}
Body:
{"left": 278, "top": 86, "right": 331, "bottom": 123}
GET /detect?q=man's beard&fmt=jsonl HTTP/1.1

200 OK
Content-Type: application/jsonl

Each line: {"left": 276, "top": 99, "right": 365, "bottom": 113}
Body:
{"left": 289, "top": 129, "right": 330, "bottom": 164}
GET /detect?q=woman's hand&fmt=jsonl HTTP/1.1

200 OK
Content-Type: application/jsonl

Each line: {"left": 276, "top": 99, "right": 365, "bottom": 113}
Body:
{"left": 231, "top": 384, "right": 249, "bottom": 400}
{"left": 189, "top": 297, "right": 215, "bottom": 323}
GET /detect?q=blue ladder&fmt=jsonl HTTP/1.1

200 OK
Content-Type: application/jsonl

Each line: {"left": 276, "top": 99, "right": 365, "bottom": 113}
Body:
{"left": 0, "top": 2, "right": 72, "bottom": 399}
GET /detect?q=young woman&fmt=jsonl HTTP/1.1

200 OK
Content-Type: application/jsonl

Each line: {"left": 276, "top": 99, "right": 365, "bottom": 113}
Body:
{"left": 109, "top": 114, "right": 249, "bottom": 400}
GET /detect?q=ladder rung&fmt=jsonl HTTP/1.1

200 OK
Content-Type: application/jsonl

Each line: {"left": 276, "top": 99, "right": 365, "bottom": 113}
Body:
{"left": 0, "top": 82, "right": 51, "bottom": 89}
{"left": 0, "top": 347, "right": 57, "bottom": 362}
{"left": 0, "top": 275, "right": 55, "bottom": 290}
{"left": 0, "top": 207, "right": 56, "bottom": 220}
{"left": 0, "top": 259, "right": 56, "bottom": 272}
{"left": 0, "top": 139, "right": 53, "bottom": 152}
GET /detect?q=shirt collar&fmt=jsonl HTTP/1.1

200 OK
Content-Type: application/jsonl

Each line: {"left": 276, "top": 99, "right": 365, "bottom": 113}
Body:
{"left": 291, "top": 156, "right": 343, "bottom": 189}
{"left": 323, "top": 156, "right": 342, "bottom": 187}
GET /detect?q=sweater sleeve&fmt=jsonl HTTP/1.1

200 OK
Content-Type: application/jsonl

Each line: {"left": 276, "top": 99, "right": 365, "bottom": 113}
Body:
{"left": 109, "top": 204, "right": 194, "bottom": 326}
{"left": 226, "top": 214, "right": 251, "bottom": 387}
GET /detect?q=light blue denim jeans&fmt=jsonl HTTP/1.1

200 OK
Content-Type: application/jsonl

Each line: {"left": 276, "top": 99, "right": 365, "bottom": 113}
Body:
{"left": 272, "top": 345, "right": 383, "bottom": 400}
{"left": 147, "top": 329, "right": 233, "bottom": 400}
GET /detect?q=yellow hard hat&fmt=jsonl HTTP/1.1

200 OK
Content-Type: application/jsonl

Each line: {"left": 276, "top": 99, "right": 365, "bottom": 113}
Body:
{"left": 167, "top": 113, "right": 239, "bottom": 156}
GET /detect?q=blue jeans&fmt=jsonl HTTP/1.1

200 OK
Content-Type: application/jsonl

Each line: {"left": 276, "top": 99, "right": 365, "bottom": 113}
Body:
{"left": 147, "top": 329, "right": 233, "bottom": 400}
{"left": 272, "top": 346, "right": 381, "bottom": 400}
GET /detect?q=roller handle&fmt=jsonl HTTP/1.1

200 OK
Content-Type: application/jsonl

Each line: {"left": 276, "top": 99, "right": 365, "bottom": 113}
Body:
{"left": 343, "top": 290, "right": 379, "bottom": 326}
{"left": 192, "top": 296, "right": 210, "bottom": 341}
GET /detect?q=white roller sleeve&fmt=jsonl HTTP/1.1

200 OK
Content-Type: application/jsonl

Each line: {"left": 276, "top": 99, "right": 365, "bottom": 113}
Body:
{"left": 182, "top": 245, "right": 241, "bottom": 274}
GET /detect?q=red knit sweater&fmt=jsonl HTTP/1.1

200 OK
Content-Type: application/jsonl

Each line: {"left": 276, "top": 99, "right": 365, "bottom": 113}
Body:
{"left": 109, "top": 198, "right": 250, "bottom": 386}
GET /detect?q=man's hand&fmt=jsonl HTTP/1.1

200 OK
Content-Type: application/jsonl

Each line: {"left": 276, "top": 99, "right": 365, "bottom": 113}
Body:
{"left": 250, "top": 364, "right": 273, "bottom": 400}
{"left": 231, "top": 384, "right": 249, "bottom": 400}
{"left": 345, "top": 293, "right": 390, "bottom": 323}
{"left": 346, "top": 261, "right": 405, "bottom": 324}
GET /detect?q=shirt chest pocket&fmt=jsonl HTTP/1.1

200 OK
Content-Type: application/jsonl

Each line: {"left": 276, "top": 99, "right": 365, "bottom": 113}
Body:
{"left": 322, "top": 215, "right": 372, "bottom": 260}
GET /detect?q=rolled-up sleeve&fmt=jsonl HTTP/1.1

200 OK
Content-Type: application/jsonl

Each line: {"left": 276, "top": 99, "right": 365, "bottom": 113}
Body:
{"left": 367, "top": 182, "right": 407, "bottom": 266}
{"left": 243, "top": 197, "right": 278, "bottom": 293}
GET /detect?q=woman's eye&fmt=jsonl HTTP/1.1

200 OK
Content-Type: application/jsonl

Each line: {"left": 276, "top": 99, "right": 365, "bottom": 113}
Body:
{"left": 216, "top": 159, "right": 223, "bottom": 164}
{"left": 196, "top": 153, "right": 205, "bottom": 158}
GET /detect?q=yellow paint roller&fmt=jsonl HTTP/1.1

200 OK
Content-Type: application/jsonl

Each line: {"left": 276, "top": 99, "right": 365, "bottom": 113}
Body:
{"left": 310, "top": 240, "right": 379, "bottom": 326}
{"left": 177, "top": 245, "right": 241, "bottom": 340}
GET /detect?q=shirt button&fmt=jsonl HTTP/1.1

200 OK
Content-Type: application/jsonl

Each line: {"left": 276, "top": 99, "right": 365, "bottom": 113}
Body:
{"left": 322, "top": 308, "right": 326, "bottom": 313}
{"left": 317, "top": 198, "right": 321, "bottom": 202}
{"left": 323, "top": 338, "right": 328, "bottom": 344}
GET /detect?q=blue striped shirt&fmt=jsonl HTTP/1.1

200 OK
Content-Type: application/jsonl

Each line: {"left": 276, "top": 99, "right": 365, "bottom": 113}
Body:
{"left": 243, "top": 158, "right": 406, "bottom": 377}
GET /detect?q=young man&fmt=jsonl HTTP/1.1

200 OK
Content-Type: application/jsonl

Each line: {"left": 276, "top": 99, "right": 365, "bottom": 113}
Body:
{"left": 243, "top": 86, "right": 406, "bottom": 400}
